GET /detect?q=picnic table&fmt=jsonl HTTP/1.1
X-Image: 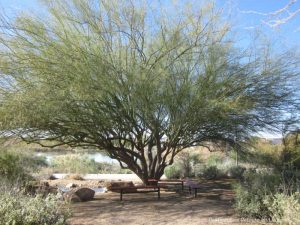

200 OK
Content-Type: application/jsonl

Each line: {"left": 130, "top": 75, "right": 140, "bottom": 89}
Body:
{"left": 184, "top": 180, "right": 201, "bottom": 198}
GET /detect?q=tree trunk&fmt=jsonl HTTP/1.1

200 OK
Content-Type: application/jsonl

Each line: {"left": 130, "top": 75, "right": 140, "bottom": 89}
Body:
{"left": 134, "top": 165, "right": 166, "bottom": 185}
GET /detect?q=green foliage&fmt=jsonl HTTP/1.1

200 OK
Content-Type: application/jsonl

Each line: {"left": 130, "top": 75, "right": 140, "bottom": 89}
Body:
{"left": 282, "top": 131, "right": 300, "bottom": 168}
{"left": 250, "top": 138, "right": 282, "bottom": 167}
{"left": 164, "top": 164, "right": 182, "bottom": 179}
{"left": 0, "top": 149, "right": 46, "bottom": 183}
{"left": 164, "top": 151, "right": 202, "bottom": 178}
{"left": 0, "top": 150, "right": 27, "bottom": 182}
{"left": 0, "top": 192, "right": 71, "bottom": 225}
{"left": 206, "top": 154, "right": 224, "bottom": 167}
{"left": 234, "top": 183, "right": 271, "bottom": 219}
{"left": 265, "top": 192, "right": 300, "bottom": 225}
{"left": 202, "top": 166, "right": 219, "bottom": 180}
{"left": 177, "top": 151, "right": 202, "bottom": 177}
{"left": 97, "top": 162, "right": 132, "bottom": 174}
{"left": 0, "top": 0, "right": 297, "bottom": 182}
{"left": 51, "top": 154, "right": 99, "bottom": 174}
{"left": 234, "top": 169, "right": 281, "bottom": 219}
{"left": 227, "top": 166, "right": 246, "bottom": 179}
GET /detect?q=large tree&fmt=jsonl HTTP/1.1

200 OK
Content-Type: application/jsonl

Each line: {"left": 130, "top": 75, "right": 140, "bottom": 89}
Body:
{"left": 0, "top": 1, "right": 298, "bottom": 183}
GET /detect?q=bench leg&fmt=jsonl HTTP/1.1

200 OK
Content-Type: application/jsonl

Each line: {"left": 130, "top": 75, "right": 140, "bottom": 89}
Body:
{"left": 181, "top": 181, "right": 184, "bottom": 191}
{"left": 194, "top": 189, "right": 197, "bottom": 198}
{"left": 158, "top": 187, "right": 160, "bottom": 199}
{"left": 120, "top": 189, "right": 123, "bottom": 201}
{"left": 189, "top": 186, "right": 191, "bottom": 195}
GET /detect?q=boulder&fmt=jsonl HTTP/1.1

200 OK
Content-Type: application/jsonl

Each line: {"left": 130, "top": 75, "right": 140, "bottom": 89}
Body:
{"left": 63, "top": 192, "right": 81, "bottom": 203}
{"left": 48, "top": 175, "right": 57, "bottom": 180}
{"left": 64, "top": 187, "right": 95, "bottom": 202}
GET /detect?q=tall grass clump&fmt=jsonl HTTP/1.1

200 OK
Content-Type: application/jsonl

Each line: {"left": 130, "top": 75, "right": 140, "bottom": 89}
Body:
{"left": 51, "top": 154, "right": 99, "bottom": 174}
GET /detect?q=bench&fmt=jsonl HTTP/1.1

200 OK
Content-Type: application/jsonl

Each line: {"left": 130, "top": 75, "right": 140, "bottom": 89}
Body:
{"left": 184, "top": 181, "right": 201, "bottom": 198}
{"left": 110, "top": 185, "right": 160, "bottom": 201}
{"left": 148, "top": 179, "right": 184, "bottom": 190}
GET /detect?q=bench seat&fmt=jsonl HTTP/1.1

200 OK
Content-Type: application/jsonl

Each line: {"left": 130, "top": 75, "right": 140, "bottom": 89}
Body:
{"left": 110, "top": 185, "right": 160, "bottom": 201}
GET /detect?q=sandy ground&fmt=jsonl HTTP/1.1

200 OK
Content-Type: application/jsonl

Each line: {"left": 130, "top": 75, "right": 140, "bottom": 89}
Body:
{"left": 66, "top": 179, "right": 272, "bottom": 225}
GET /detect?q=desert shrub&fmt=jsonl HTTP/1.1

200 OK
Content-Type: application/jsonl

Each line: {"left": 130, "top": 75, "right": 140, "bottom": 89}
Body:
{"left": 234, "top": 183, "right": 272, "bottom": 219}
{"left": 176, "top": 152, "right": 202, "bottom": 177}
{"left": 234, "top": 169, "right": 281, "bottom": 219}
{"left": 97, "top": 161, "right": 132, "bottom": 174}
{"left": 206, "top": 154, "right": 223, "bottom": 167}
{"left": 227, "top": 166, "right": 246, "bottom": 179}
{"left": 0, "top": 192, "right": 71, "bottom": 225}
{"left": 164, "top": 151, "right": 202, "bottom": 178}
{"left": 0, "top": 150, "right": 35, "bottom": 183}
{"left": 202, "top": 166, "right": 219, "bottom": 180}
{"left": 51, "top": 154, "right": 99, "bottom": 174}
{"left": 164, "top": 164, "right": 182, "bottom": 179}
{"left": 265, "top": 192, "right": 300, "bottom": 225}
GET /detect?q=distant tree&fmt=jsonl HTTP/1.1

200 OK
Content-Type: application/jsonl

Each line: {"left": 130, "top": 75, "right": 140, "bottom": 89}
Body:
{"left": 282, "top": 129, "right": 300, "bottom": 167}
{"left": 0, "top": 1, "right": 298, "bottom": 183}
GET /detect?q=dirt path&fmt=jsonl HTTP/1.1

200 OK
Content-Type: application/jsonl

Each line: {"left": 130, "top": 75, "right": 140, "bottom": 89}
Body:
{"left": 67, "top": 179, "right": 264, "bottom": 225}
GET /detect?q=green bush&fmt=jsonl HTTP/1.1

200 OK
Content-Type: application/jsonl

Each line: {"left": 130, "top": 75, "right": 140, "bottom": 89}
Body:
{"left": 265, "top": 192, "right": 300, "bottom": 225}
{"left": 202, "top": 166, "right": 219, "bottom": 180}
{"left": 234, "top": 169, "right": 281, "bottom": 219}
{"left": 51, "top": 154, "right": 99, "bottom": 174}
{"left": 164, "top": 164, "right": 182, "bottom": 179}
{"left": 206, "top": 154, "right": 223, "bottom": 167}
{"left": 97, "top": 161, "right": 132, "bottom": 174}
{"left": 227, "top": 166, "right": 246, "bottom": 179}
{"left": 164, "top": 151, "right": 202, "bottom": 178}
{"left": 176, "top": 152, "right": 202, "bottom": 177}
{"left": 0, "top": 192, "right": 71, "bottom": 225}
{"left": 0, "top": 150, "right": 35, "bottom": 183}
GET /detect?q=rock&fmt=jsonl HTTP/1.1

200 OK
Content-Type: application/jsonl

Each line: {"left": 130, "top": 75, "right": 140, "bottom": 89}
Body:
{"left": 63, "top": 192, "right": 82, "bottom": 203}
{"left": 75, "top": 187, "right": 95, "bottom": 201}
{"left": 64, "top": 188, "right": 95, "bottom": 202}
{"left": 66, "top": 183, "right": 78, "bottom": 188}
{"left": 48, "top": 175, "right": 57, "bottom": 180}
{"left": 106, "top": 181, "right": 136, "bottom": 193}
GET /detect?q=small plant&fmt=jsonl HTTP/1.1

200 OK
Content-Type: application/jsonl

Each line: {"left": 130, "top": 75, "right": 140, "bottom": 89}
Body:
{"left": 164, "top": 164, "right": 182, "bottom": 179}
{"left": 265, "top": 192, "right": 300, "bottom": 225}
{"left": 206, "top": 154, "right": 223, "bottom": 167}
{"left": 234, "top": 169, "right": 281, "bottom": 219}
{"left": 227, "top": 166, "right": 246, "bottom": 179}
{"left": 202, "top": 166, "right": 219, "bottom": 180}
{"left": 0, "top": 192, "right": 71, "bottom": 225}
{"left": 0, "top": 150, "right": 35, "bottom": 184}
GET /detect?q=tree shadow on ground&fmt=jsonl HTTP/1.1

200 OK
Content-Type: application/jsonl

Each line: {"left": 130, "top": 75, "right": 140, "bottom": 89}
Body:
{"left": 67, "top": 178, "right": 254, "bottom": 225}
